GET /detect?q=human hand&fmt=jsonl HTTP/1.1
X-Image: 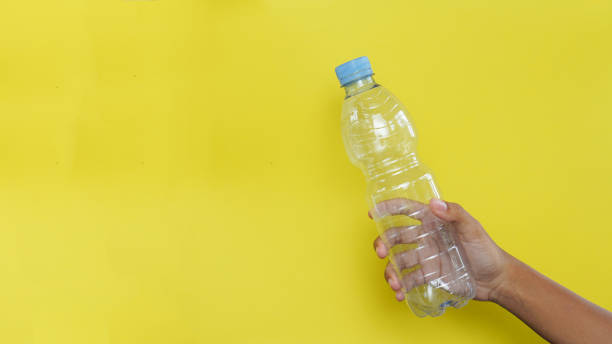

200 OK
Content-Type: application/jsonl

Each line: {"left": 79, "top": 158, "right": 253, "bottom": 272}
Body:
{"left": 371, "top": 198, "right": 509, "bottom": 302}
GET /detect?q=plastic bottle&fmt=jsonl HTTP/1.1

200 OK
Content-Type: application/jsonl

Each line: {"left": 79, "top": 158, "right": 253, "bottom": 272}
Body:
{"left": 335, "top": 56, "right": 476, "bottom": 317}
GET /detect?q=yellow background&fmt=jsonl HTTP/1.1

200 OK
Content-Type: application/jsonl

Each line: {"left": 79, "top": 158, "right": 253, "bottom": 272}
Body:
{"left": 1, "top": 0, "right": 611, "bottom": 343}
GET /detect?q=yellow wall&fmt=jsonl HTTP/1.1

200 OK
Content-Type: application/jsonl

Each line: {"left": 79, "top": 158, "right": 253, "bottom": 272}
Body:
{"left": 1, "top": 1, "right": 611, "bottom": 343}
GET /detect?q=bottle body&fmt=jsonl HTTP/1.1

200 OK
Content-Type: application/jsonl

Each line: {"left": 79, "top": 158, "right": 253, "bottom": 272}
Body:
{"left": 340, "top": 78, "right": 476, "bottom": 317}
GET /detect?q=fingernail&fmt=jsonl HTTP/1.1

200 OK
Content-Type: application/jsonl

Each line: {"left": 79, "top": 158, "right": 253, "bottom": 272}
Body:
{"left": 431, "top": 198, "right": 448, "bottom": 212}
{"left": 376, "top": 245, "right": 386, "bottom": 258}
{"left": 396, "top": 290, "right": 404, "bottom": 301}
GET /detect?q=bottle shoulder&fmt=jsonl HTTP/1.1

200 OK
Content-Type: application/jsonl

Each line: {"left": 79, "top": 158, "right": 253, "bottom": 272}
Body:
{"left": 341, "top": 86, "right": 416, "bottom": 137}
{"left": 340, "top": 84, "right": 421, "bottom": 171}
{"left": 342, "top": 85, "right": 394, "bottom": 108}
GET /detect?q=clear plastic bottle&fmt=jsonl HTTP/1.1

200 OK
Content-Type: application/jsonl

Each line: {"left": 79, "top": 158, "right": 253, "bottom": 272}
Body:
{"left": 335, "top": 57, "right": 476, "bottom": 317}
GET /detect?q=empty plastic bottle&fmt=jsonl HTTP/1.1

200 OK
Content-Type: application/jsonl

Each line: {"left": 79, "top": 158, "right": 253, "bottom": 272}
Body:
{"left": 335, "top": 56, "right": 476, "bottom": 317}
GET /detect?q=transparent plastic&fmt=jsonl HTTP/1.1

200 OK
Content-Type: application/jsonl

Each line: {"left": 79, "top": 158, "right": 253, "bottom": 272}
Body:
{"left": 340, "top": 76, "right": 476, "bottom": 317}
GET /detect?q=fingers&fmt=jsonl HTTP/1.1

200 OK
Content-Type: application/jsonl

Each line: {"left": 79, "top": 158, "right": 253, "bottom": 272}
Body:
{"left": 429, "top": 198, "right": 485, "bottom": 240}
{"left": 402, "top": 268, "right": 426, "bottom": 291}
{"left": 373, "top": 236, "right": 388, "bottom": 258}
{"left": 369, "top": 198, "right": 463, "bottom": 303}
{"left": 394, "top": 249, "right": 419, "bottom": 271}
{"left": 383, "top": 225, "right": 420, "bottom": 247}
{"left": 396, "top": 290, "right": 405, "bottom": 301}
{"left": 429, "top": 198, "right": 469, "bottom": 224}
{"left": 369, "top": 198, "right": 425, "bottom": 259}
{"left": 369, "top": 198, "right": 426, "bottom": 220}
{"left": 373, "top": 224, "right": 420, "bottom": 259}
{"left": 376, "top": 237, "right": 427, "bottom": 277}
{"left": 385, "top": 262, "right": 405, "bottom": 301}
{"left": 400, "top": 253, "right": 443, "bottom": 291}
{"left": 385, "top": 263, "right": 401, "bottom": 291}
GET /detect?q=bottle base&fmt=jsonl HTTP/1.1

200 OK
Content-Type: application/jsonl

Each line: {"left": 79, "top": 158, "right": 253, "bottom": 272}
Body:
{"left": 405, "top": 283, "right": 471, "bottom": 318}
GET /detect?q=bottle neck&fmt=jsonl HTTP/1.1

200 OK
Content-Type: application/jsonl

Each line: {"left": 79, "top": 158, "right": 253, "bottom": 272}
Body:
{"left": 344, "top": 76, "right": 378, "bottom": 98}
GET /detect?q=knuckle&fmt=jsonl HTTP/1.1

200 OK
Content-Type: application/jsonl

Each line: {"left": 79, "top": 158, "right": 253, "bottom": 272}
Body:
{"left": 384, "top": 228, "right": 398, "bottom": 245}
{"left": 447, "top": 202, "right": 461, "bottom": 210}
{"left": 448, "top": 202, "right": 465, "bottom": 214}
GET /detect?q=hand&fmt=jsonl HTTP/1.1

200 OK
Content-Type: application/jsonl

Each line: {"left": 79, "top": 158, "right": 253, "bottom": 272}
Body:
{"left": 371, "top": 198, "right": 509, "bottom": 302}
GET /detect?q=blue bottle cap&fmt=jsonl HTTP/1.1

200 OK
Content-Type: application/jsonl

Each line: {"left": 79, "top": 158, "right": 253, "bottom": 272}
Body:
{"left": 335, "top": 56, "right": 373, "bottom": 86}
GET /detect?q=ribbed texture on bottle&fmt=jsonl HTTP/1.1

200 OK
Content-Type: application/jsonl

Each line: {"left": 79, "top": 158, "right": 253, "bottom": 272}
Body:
{"left": 365, "top": 153, "right": 419, "bottom": 187}
{"left": 340, "top": 83, "right": 476, "bottom": 317}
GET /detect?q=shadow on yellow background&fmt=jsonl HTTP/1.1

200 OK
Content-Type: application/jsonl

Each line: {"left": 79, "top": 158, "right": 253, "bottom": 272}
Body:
{"left": 1, "top": 1, "right": 611, "bottom": 343}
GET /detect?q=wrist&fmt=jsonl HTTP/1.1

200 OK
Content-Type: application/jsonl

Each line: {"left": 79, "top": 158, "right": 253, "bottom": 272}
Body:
{"left": 489, "top": 251, "right": 523, "bottom": 304}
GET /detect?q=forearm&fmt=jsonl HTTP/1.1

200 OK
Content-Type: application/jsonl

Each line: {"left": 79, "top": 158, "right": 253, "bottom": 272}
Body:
{"left": 491, "top": 253, "right": 612, "bottom": 344}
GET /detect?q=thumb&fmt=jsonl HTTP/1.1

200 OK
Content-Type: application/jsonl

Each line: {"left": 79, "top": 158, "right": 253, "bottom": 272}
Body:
{"left": 429, "top": 198, "right": 471, "bottom": 224}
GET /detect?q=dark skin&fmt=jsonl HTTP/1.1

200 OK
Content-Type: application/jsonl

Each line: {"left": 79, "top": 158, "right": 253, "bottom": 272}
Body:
{"left": 372, "top": 198, "right": 612, "bottom": 344}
